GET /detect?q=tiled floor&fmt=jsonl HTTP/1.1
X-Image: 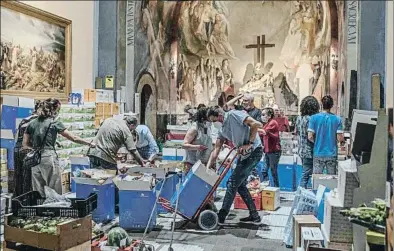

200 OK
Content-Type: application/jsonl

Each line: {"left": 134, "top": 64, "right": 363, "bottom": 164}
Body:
{"left": 123, "top": 191, "right": 295, "bottom": 251}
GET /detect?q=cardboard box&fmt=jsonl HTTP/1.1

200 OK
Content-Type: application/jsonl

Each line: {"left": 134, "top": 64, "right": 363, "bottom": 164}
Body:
{"left": 95, "top": 118, "right": 102, "bottom": 129}
{"left": 170, "top": 161, "right": 219, "bottom": 218}
{"left": 293, "top": 215, "right": 321, "bottom": 251}
{"left": 4, "top": 216, "right": 92, "bottom": 251}
{"left": 73, "top": 176, "right": 115, "bottom": 223}
{"left": 112, "top": 103, "right": 120, "bottom": 115}
{"left": 312, "top": 175, "right": 338, "bottom": 190}
{"left": 262, "top": 187, "right": 280, "bottom": 211}
{"left": 96, "top": 103, "right": 105, "bottom": 116}
{"left": 114, "top": 179, "right": 156, "bottom": 230}
{"left": 104, "top": 103, "right": 112, "bottom": 115}
{"left": 84, "top": 89, "right": 97, "bottom": 102}
{"left": 301, "top": 227, "right": 324, "bottom": 249}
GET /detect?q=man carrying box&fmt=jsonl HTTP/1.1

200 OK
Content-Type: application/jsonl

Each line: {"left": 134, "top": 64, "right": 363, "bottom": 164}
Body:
{"left": 88, "top": 116, "right": 146, "bottom": 170}
{"left": 206, "top": 107, "right": 263, "bottom": 225}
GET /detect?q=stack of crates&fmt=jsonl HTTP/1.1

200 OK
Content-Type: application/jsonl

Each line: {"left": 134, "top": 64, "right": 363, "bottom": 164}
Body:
{"left": 0, "top": 149, "right": 8, "bottom": 194}
{"left": 283, "top": 187, "right": 318, "bottom": 247}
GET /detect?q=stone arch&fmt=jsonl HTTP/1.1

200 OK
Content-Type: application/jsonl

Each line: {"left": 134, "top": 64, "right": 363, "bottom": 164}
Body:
{"left": 136, "top": 72, "right": 157, "bottom": 137}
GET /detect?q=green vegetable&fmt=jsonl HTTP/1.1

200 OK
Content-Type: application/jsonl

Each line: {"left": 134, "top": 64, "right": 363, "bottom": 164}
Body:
{"left": 107, "top": 227, "right": 131, "bottom": 248}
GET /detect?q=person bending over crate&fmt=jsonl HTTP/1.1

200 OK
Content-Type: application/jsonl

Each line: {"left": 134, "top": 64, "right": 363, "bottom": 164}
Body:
{"left": 206, "top": 107, "right": 263, "bottom": 225}
{"left": 88, "top": 115, "right": 146, "bottom": 170}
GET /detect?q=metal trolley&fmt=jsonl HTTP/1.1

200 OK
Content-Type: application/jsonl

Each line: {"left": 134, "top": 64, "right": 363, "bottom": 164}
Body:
{"left": 134, "top": 148, "right": 238, "bottom": 251}
{"left": 159, "top": 147, "right": 238, "bottom": 231}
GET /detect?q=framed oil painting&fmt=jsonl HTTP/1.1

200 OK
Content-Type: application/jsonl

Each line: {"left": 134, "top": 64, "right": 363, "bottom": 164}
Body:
{"left": 0, "top": 1, "right": 71, "bottom": 100}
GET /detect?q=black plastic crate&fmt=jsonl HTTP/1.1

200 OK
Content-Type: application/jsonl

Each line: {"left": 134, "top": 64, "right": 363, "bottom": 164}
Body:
{"left": 11, "top": 191, "right": 97, "bottom": 218}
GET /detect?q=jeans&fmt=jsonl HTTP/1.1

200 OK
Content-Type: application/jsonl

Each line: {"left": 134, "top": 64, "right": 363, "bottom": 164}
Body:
{"left": 218, "top": 147, "right": 263, "bottom": 220}
{"left": 300, "top": 158, "right": 313, "bottom": 188}
{"left": 262, "top": 152, "right": 281, "bottom": 188}
{"left": 313, "top": 157, "right": 337, "bottom": 175}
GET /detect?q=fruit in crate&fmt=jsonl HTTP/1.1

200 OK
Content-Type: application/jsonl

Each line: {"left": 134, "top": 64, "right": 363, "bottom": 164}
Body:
{"left": 9, "top": 216, "right": 72, "bottom": 234}
{"left": 107, "top": 227, "right": 132, "bottom": 248}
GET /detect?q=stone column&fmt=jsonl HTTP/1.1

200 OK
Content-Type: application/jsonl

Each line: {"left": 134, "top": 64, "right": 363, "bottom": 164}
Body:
{"left": 357, "top": 1, "right": 386, "bottom": 110}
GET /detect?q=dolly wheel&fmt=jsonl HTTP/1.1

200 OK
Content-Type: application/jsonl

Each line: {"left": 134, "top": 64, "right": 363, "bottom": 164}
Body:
{"left": 197, "top": 210, "right": 218, "bottom": 231}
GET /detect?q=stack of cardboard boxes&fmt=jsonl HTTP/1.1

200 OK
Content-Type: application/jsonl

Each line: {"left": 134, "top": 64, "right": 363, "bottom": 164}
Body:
{"left": 83, "top": 89, "right": 120, "bottom": 128}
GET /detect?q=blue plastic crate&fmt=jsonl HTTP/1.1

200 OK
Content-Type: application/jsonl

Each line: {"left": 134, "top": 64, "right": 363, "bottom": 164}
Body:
{"left": 70, "top": 157, "right": 90, "bottom": 192}
{"left": 170, "top": 161, "right": 218, "bottom": 218}
{"left": 155, "top": 174, "right": 179, "bottom": 214}
{"left": 265, "top": 156, "right": 296, "bottom": 191}
{"left": 117, "top": 180, "right": 157, "bottom": 230}
{"left": 74, "top": 177, "right": 115, "bottom": 223}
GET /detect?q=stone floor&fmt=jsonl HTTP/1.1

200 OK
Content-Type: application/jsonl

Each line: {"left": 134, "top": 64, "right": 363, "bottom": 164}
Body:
{"left": 104, "top": 190, "right": 295, "bottom": 251}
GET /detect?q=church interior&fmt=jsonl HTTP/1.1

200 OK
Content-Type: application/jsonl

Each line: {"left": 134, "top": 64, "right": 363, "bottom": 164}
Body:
{"left": 0, "top": 1, "right": 393, "bottom": 251}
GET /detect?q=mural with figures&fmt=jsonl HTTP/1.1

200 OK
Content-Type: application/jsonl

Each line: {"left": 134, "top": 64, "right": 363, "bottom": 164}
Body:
{"left": 134, "top": 1, "right": 345, "bottom": 115}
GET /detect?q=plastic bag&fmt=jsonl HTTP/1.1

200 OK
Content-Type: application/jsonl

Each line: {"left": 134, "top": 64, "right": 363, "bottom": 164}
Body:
{"left": 40, "top": 186, "right": 72, "bottom": 208}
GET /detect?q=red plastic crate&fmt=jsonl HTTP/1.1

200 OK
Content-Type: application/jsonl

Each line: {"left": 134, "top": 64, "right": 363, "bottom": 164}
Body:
{"left": 234, "top": 192, "right": 262, "bottom": 210}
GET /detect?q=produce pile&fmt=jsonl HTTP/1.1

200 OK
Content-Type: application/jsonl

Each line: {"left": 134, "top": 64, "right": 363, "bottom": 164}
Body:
{"left": 8, "top": 216, "right": 72, "bottom": 234}
{"left": 340, "top": 198, "right": 387, "bottom": 226}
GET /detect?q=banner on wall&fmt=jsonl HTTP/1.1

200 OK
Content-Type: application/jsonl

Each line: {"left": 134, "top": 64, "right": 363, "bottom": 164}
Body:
{"left": 125, "top": 0, "right": 135, "bottom": 112}
{"left": 346, "top": 1, "right": 358, "bottom": 118}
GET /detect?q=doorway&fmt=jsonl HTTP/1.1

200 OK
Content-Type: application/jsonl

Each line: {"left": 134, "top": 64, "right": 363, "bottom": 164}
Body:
{"left": 136, "top": 73, "right": 157, "bottom": 137}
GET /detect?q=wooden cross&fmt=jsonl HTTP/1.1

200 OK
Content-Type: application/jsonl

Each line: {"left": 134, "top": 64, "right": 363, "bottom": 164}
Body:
{"left": 244, "top": 35, "right": 275, "bottom": 66}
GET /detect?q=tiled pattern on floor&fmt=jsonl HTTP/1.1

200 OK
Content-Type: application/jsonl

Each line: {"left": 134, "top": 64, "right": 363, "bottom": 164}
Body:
{"left": 261, "top": 214, "right": 288, "bottom": 227}
{"left": 256, "top": 226, "right": 286, "bottom": 240}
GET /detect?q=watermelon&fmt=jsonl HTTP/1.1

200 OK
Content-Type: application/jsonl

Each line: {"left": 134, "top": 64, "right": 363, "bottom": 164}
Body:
{"left": 107, "top": 227, "right": 131, "bottom": 247}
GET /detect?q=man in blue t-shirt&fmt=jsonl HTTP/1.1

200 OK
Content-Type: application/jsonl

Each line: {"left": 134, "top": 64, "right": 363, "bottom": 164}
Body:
{"left": 307, "top": 95, "right": 344, "bottom": 174}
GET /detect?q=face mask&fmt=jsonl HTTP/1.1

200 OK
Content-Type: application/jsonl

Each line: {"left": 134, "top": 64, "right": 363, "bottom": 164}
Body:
{"left": 261, "top": 116, "right": 268, "bottom": 123}
{"left": 213, "top": 122, "right": 223, "bottom": 129}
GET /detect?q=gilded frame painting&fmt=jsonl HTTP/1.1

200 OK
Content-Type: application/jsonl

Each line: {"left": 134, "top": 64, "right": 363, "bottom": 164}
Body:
{"left": 0, "top": 1, "right": 71, "bottom": 100}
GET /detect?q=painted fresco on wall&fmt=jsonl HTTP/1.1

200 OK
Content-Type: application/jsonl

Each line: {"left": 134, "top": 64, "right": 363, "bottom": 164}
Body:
{"left": 135, "top": 1, "right": 345, "bottom": 114}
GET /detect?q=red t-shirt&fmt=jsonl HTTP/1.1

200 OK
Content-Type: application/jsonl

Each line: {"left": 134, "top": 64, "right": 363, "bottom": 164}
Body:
{"left": 273, "top": 117, "right": 290, "bottom": 132}
{"left": 261, "top": 119, "right": 281, "bottom": 153}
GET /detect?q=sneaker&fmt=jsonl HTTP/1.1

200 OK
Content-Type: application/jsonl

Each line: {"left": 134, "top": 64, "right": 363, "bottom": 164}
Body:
{"left": 239, "top": 215, "right": 262, "bottom": 225}
{"left": 218, "top": 216, "right": 225, "bottom": 225}
{"left": 217, "top": 211, "right": 226, "bottom": 225}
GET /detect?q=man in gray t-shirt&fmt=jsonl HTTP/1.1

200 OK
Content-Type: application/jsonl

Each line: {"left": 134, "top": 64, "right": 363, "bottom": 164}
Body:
{"left": 88, "top": 117, "right": 145, "bottom": 169}
{"left": 206, "top": 108, "right": 263, "bottom": 225}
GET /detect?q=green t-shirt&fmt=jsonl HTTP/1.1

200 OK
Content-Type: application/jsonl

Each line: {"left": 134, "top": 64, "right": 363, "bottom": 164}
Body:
{"left": 26, "top": 117, "right": 66, "bottom": 149}
{"left": 88, "top": 118, "right": 136, "bottom": 164}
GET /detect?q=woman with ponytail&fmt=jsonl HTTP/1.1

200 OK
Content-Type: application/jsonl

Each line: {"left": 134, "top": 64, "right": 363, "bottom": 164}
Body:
{"left": 23, "top": 98, "right": 95, "bottom": 196}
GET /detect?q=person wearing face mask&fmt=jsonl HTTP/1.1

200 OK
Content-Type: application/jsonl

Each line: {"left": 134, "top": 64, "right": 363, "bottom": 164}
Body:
{"left": 183, "top": 107, "right": 216, "bottom": 211}
{"left": 23, "top": 99, "right": 95, "bottom": 197}
{"left": 206, "top": 106, "right": 264, "bottom": 225}
{"left": 183, "top": 107, "right": 213, "bottom": 173}
{"left": 260, "top": 107, "right": 281, "bottom": 188}
{"left": 242, "top": 93, "right": 262, "bottom": 122}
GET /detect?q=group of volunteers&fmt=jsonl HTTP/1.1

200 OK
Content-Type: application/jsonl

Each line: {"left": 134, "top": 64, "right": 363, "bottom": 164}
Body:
{"left": 13, "top": 98, "right": 159, "bottom": 198}
{"left": 182, "top": 93, "right": 343, "bottom": 225}
{"left": 13, "top": 92, "right": 344, "bottom": 226}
